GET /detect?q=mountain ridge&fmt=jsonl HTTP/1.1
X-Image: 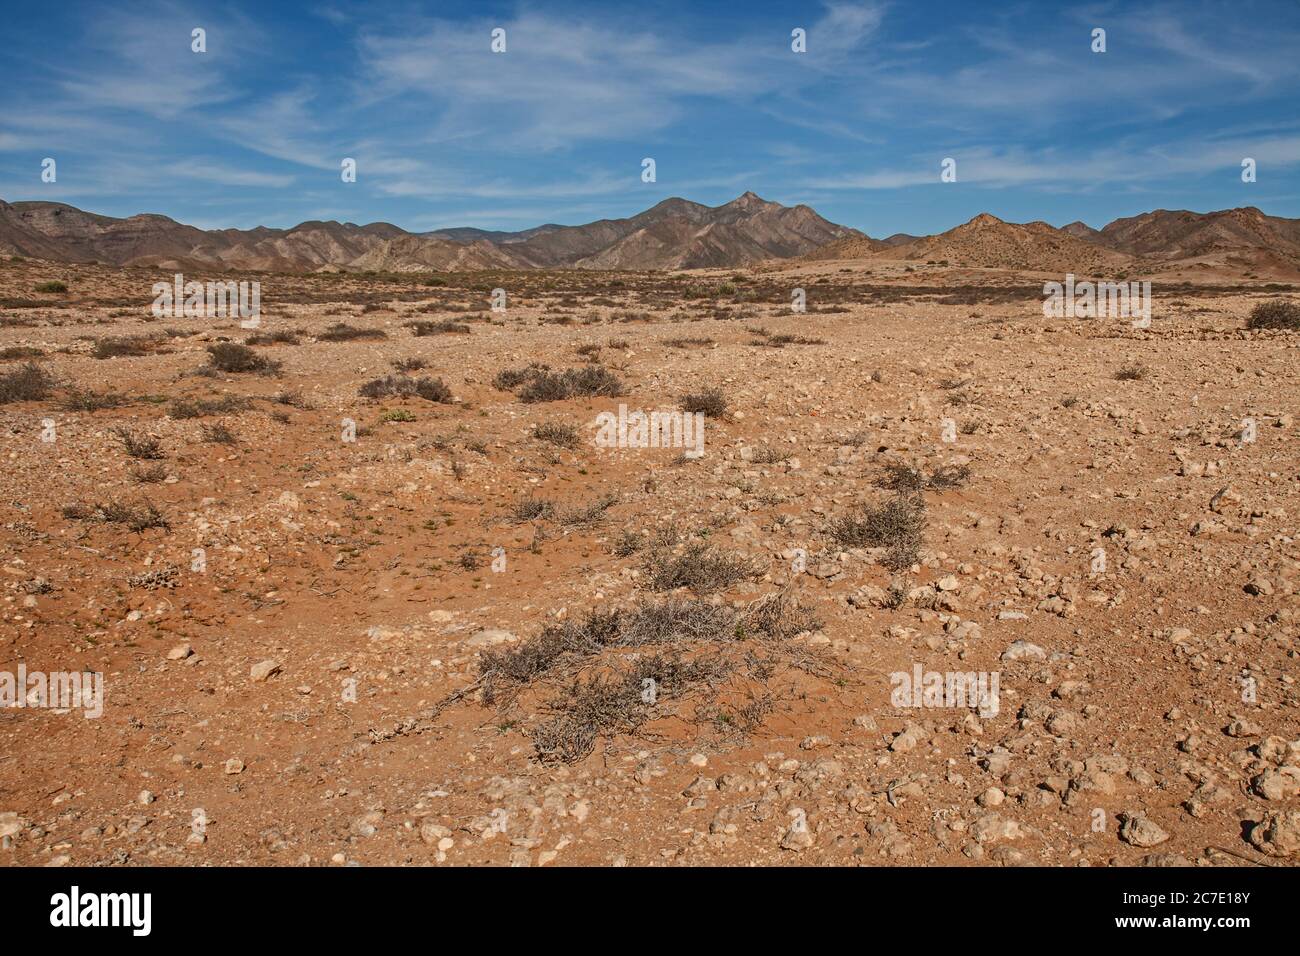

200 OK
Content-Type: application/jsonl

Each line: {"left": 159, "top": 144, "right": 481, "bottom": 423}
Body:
{"left": 4, "top": 198, "right": 1299, "bottom": 275}
{"left": 806, "top": 207, "right": 1300, "bottom": 277}
{"left": 0, "top": 193, "right": 860, "bottom": 273}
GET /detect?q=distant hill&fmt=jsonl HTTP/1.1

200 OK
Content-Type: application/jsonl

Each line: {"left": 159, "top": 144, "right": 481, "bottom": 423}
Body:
{"left": 872, "top": 213, "right": 1129, "bottom": 273}
{"left": 803, "top": 207, "right": 1300, "bottom": 278}
{"left": 1090, "top": 206, "right": 1300, "bottom": 274}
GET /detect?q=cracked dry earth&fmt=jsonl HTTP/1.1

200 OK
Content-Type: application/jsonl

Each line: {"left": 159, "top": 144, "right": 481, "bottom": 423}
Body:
{"left": 1, "top": 257, "right": 1298, "bottom": 868}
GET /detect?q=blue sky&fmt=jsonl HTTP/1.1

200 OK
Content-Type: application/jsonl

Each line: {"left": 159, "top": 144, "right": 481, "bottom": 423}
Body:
{"left": 3, "top": 0, "right": 1299, "bottom": 237}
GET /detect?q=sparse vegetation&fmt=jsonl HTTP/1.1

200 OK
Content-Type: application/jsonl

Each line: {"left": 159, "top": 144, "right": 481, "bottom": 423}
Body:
{"left": 94, "top": 335, "right": 160, "bottom": 360}
{"left": 644, "top": 541, "right": 761, "bottom": 593}
{"left": 829, "top": 493, "right": 926, "bottom": 571}
{"left": 169, "top": 395, "right": 252, "bottom": 418}
{"left": 750, "top": 446, "right": 792, "bottom": 465}
{"left": 205, "top": 343, "right": 281, "bottom": 375}
{"left": 472, "top": 588, "right": 818, "bottom": 763}
{"left": 876, "top": 462, "right": 970, "bottom": 491}
{"left": 1114, "top": 363, "right": 1149, "bottom": 381}
{"left": 113, "top": 426, "right": 164, "bottom": 460}
{"left": 748, "top": 328, "right": 826, "bottom": 347}
{"left": 534, "top": 421, "right": 580, "bottom": 447}
{"left": 0, "top": 346, "right": 44, "bottom": 360}
{"left": 556, "top": 494, "right": 617, "bottom": 527}
{"left": 1246, "top": 299, "right": 1300, "bottom": 330}
{"left": 63, "top": 389, "right": 128, "bottom": 412}
{"left": 130, "top": 463, "right": 168, "bottom": 483}
{"left": 680, "top": 387, "right": 727, "bottom": 418}
{"left": 63, "top": 499, "right": 169, "bottom": 532}
{"left": 319, "top": 323, "right": 387, "bottom": 342}
{"left": 0, "top": 362, "right": 54, "bottom": 404}
{"left": 407, "top": 319, "right": 470, "bottom": 336}
{"left": 611, "top": 529, "right": 642, "bottom": 556}
{"left": 273, "top": 391, "right": 309, "bottom": 408}
{"left": 509, "top": 496, "right": 555, "bottom": 523}
{"left": 358, "top": 375, "right": 454, "bottom": 403}
{"left": 494, "top": 364, "right": 625, "bottom": 403}
{"left": 245, "top": 329, "right": 300, "bottom": 345}
{"left": 201, "top": 422, "right": 238, "bottom": 444}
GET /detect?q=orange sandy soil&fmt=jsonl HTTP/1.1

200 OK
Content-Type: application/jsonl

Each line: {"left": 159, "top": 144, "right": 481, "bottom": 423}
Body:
{"left": 0, "top": 257, "right": 1297, "bottom": 866}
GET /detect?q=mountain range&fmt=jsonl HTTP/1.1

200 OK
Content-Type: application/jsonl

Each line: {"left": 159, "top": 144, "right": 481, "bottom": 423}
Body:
{"left": 0, "top": 192, "right": 858, "bottom": 274}
{"left": 813, "top": 206, "right": 1300, "bottom": 277}
{"left": 1, "top": 193, "right": 1298, "bottom": 277}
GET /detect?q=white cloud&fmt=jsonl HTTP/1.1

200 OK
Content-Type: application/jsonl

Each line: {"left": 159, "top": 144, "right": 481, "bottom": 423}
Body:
{"left": 166, "top": 160, "right": 295, "bottom": 188}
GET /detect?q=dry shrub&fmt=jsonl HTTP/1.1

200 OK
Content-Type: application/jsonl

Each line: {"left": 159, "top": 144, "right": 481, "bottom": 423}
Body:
{"left": 644, "top": 541, "right": 761, "bottom": 593}
{"left": 1246, "top": 300, "right": 1300, "bottom": 330}
{"left": 358, "top": 375, "right": 453, "bottom": 403}
{"left": 205, "top": 343, "right": 280, "bottom": 375}
{"left": 829, "top": 493, "right": 926, "bottom": 571}
{"left": 0, "top": 362, "right": 54, "bottom": 404}
{"left": 680, "top": 388, "right": 726, "bottom": 418}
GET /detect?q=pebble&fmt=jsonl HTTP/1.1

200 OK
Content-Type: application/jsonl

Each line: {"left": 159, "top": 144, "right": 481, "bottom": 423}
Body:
{"left": 1118, "top": 812, "right": 1169, "bottom": 848}
{"left": 1001, "top": 640, "right": 1047, "bottom": 661}
{"left": 1249, "top": 810, "right": 1300, "bottom": 857}
{"left": 250, "top": 659, "right": 281, "bottom": 682}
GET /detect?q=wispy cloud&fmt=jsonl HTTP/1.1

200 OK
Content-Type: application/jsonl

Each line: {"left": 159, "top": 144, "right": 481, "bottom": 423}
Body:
{"left": 166, "top": 160, "right": 295, "bottom": 188}
{"left": 0, "top": 0, "right": 1297, "bottom": 237}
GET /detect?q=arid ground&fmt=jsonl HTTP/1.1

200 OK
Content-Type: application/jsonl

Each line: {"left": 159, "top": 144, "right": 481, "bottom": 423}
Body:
{"left": 1, "top": 256, "right": 1298, "bottom": 867}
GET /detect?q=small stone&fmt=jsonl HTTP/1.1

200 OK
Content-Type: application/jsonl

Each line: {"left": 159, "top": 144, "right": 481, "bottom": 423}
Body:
{"left": 1118, "top": 812, "right": 1169, "bottom": 848}
{"left": 1046, "top": 711, "right": 1079, "bottom": 735}
{"left": 420, "top": 821, "right": 452, "bottom": 845}
{"left": 250, "top": 659, "right": 281, "bottom": 682}
{"left": 1001, "top": 640, "right": 1047, "bottom": 661}
{"left": 1249, "top": 810, "right": 1300, "bottom": 857}
{"left": 1225, "top": 719, "right": 1262, "bottom": 738}
{"left": 780, "top": 809, "right": 814, "bottom": 851}
{"left": 971, "top": 814, "right": 1024, "bottom": 843}
{"left": 890, "top": 724, "right": 926, "bottom": 753}
{"left": 223, "top": 758, "right": 245, "bottom": 775}
{"left": 1251, "top": 767, "right": 1300, "bottom": 801}
{"left": 167, "top": 643, "right": 192, "bottom": 661}
{"left": 464, "top": 628, "right": 517, "bottom": 648}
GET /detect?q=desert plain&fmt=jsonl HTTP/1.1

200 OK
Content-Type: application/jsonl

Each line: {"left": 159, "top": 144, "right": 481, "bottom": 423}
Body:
{"left": 1, "top": 231, "right": 1299, "bottom": 868}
